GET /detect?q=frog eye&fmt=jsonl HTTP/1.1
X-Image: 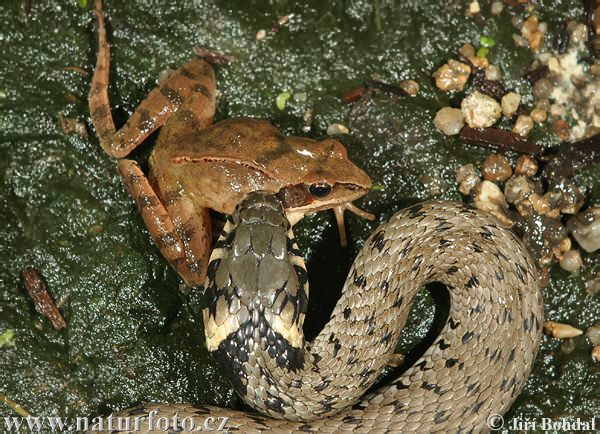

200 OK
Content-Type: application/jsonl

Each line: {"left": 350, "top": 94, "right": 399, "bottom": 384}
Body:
{"left": 308, "top": 183, "right": 332, "bottom": 198}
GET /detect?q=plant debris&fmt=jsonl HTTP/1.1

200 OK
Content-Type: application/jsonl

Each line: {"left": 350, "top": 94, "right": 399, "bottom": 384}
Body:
{"left": 458, "top": 126, "right": 543, "bottom": 154}
{"left": 21, "top": 267, "right": 66, "bottom": 330}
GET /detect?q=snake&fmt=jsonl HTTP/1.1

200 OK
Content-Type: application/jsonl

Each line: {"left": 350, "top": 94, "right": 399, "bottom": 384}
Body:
{"left": 102, "top": 193, "right": 543, "bottom": 433}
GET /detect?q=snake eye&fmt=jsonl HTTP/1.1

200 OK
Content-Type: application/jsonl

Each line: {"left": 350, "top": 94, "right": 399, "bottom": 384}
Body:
{"left": 308, "top": 183, "right": 332, "bottom": 198}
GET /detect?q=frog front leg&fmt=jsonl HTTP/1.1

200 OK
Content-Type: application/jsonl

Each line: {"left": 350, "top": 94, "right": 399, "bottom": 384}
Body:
{"left": 88, "top": 0, "right": 216, "bottom": 158}
{"left": 119, "top": 159, "right": 211, "bottom": 287}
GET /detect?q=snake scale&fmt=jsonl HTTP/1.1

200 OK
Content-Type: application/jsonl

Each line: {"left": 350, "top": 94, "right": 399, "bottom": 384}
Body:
{"left": 103, "top": 192, "right": 543, "bottom": 433}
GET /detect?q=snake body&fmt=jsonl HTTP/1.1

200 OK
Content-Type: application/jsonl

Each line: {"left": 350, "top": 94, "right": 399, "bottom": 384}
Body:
{"left": 107, "top": 194, "right": 543, "bottom": 433}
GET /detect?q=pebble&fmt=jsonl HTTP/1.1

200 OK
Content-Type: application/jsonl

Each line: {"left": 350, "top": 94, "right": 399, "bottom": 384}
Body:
{"left": 504, "top": 175, "right": 534, "bottom": 204}
{"left": 567, "top": 206, "right": 600, "bottom": 252}
{"left": 469, "top": 1, "right": 480, "bottom": 14}
{"left": 256, "top": 29, "right": 267, "bottom": 40}
{"left": 514, "top": 155, "right": 538, "bottom": 177}
{"left": 544, "top": 321, "right": 583, "bottom": 339}
{"left": 530, "top": 107, "right": 547, "bottom": 123}
{"left": 459, "top": 43, "right": 475, "bottom": 58}
{"left": 533, "top": 78, "right": 553, "bottom": 98}
{"left": 512, "top": 114, "right": 534, "bottom": 137}
{"left": 455, "top": 164, "right": 480, "bottom": 195}
{"left": 326, "top": 123, "right": 349, "bottom": 135}
{"left": 501, "top": 92, "right": 521, "bottom": 117}
{"left": 400, "top": 79, "right": 420, "bottom": 96}
{"left": 560, "top": 338, "right": 576, "bottom": 354}
{"left": 491, "top": 1, "right": 503, "bottom": 15}
{"left": 461, "top": 91, "right": 502, "bottom": 128}
{"left": 473, "top": 180, "right": 511, "bottom": 224}
{"left": 485, "top": 65, "right": 502, "bottom": 81}
{"left": 434, "top": 107, "right": 465, "bottom": 135}
{"left": 482, "top": 154, "right": 512, "bottom": 182}
{"left": 587, "top": 323, "right": 600, "bottom": 346}
{"left": 559, "top": 250, "right": 582, "bottom": 272}
{"left": 593, "top": 346, "right": 600, "bottom": 363}
{"left": 433, "top": 60, "right": 471, "bottom": 91}
{"left": 587, "top": 272, "right": 600, "bottom": 295}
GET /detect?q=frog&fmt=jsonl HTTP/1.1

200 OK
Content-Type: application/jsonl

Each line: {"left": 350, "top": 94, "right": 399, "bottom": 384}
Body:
{"left": 88, "top": 0, "right": 373, "bottom": 287}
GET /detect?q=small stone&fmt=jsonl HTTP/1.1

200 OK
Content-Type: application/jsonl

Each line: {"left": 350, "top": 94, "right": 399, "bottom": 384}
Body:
{"left": 256, "top": 29, "right": 267, "bottom": 40}
{"left": 433, "top": 60, "right": 471, "bottom": 92}
{"left": 504, "top": 175, "right": 534, "bottom": 204}
{"left": 513, "top": 34, "right": 529, "bottom": 48}
{"left": 468, "top": 55, "right": 489, "bottom": 69}
{"left": 521, "top": 15, "right": 539, "bottom": 39}
{"left": 587, "top": 323, "right": 600, "bottom": 346}
{"left": 501, "top": 92, "right": 521, "bottom": 117}
{"left": 326, "top": 123, "right": 349, "bottom": 135}
{"left": 473, "top": 180, "right": 511, "bottom": 225}
{"left": 544, "top": 321, "right": 583, "bottom": 339}
{"left": 530, "top": 107, "right": 547, "bottom": 123}
{"left": 459, "top": 43, "right": 475, "bottom": 58}
{"left": 529, "top": 31, "right": 545, "bottom": 52}
{"left": 456, "top": 164, "right": 480, "bottom": 195}
{"left": 559, "top": 250, "right": 582, "bottom": 272}
{"left": 570, "top": 22, "right": 589, "bottom": 46}
{"left": 567, "top": 206, "right": 600, "bottom": 252}
{"left": 547, "top": 57, "right": 561, "bottom": 74}
{"left": 528, "top": 193, "right": 551, "bottom": 216}
{"left": 593, "top": 346, "right": 600, "bottom": 363}
{"left": 485, "top": 65, "right": 502, "bottom": 81}
{"left": 400, "top": 79, "right": 420, "bottom": 96}
{"left": 512, "top": 115, "right": 534, "bottom": 137}
{"left": 514, "top": 155, "right": 538, "bottom": 177}
{"left": 434, "top": 107, "right": 465, "bottom": 135}
{"left": 533, "top": 78, "right": 553, "bottom": 98}
{"left": 461, "top": 91, "right": 502, "bottom": 128}
{"left": 586, "top": 272, "right": 600, "bottom": 295}
{"left": 482, "top": 154, "right": 512, "bottom": 182}
{"left": 469, "top": 1, "right": 480, "bottom": 14}
{"left": 491, "top": 2, "right": 503, "bottom": 15}
{"left": 559, "top": 237, "right": 571, "bottom": 252}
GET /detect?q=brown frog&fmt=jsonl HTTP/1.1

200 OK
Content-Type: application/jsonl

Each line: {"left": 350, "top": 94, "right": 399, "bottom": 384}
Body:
{"left": 88, "top": 1, "right": 373, "bottom": 287}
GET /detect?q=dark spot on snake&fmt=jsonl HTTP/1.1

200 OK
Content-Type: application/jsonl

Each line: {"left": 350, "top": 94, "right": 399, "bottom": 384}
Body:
{"left": 380, "top": 279, "right": 389, "bottom": 293}
{"left": 371, "top": 230, "right": 386, "bottom": 252}
{"left": 523, "top": 317, "right": 531, "bottom": 331}
{"left": 291, "top": 379, "right": 302, "bottom": 388}
{"left": 333, "top": 340, "right": 341, "bottom": 356}
{"left": 434, "top": 410, "right": 449, "bottom": 424}
{"left": 467, "top": 383, "right": 480, "bottom": 396}
{"left": 422, "top": 381, "right": 435, "bottom": 390}
{"left": 462, "top": 331, "right": 474, "bottom": 344}
{"left": 507, "top": 348, "right": 516, "bottom": 363}
{"left": 360, "top": 368, "right": 375, "bottom": 378}
{"left": 314, "top": 380, "right": 330, "bottom": 392}
{"left": 465, "top": 276, "right": 479, "bottom": 289}
{"left": 447, "top": 266, "right": 459, "bottom": 275}
{"left": 342, "top": 415, "right": 360, "bottom": 424}
{"left": 445, "top": 358, "right": 458, "bottom": 368}
{"left": 265, "top": 398, "right": 284, "bottom": 413}
{"left": 160, "top": 85, "right": 183, "bottom": 104}
{"left": 312, "top": 353, "right": 322, "bottom": 364}
{"left": 480, "top": 226, "right": 494, "bottom": 240}
{"left": 343, "top": 306, "right": 352, "bottom": 319}
{"left": 412, "top": 254, "right": 423, "bottom": 271}
{"left": 248, "top": 414, "right": 269, "bottom": 427}
{"left": 392, "top": 295, "right": 405, "bottom": 308}
{"left": 353, "top": 271, "right": 366, "bottom": 288}
{"left": 393, "top": 401, "right": 406, "bottom": 413}
{"left": 495, "top": 269, "right": 504, "bottom": 281}
{"left": 415, "top": 360, "right": 428, "bottom": 371}
{"left": 126, "top": 407, "right": 147, "bottom": 415}
{"left": 298, "top": 424, "right": 314, "bottom": 432}
{"left": 449, "top": 318, "right": 460, "bottom": 329}
{"left": 380, "top": 332, "right": 392, "bottom": 344}
{"left": 398, "top": 244, "right": 413, "bottom": 258}
{"left": 435, "top": 220, "right": 453, "bottom": 231}
{"left": 516, "top": 263, "right": 527, "bottom": 283}
{"left": 439, "top": 238, "right": 452, "bottom": 247}
{"left": 438, "top": 339, "right": 451, "bottom": 350}
{"left": 407, "top": 203, "right": 425, "bottom": 218}
{"left": 470, "top": 242, "right": 483, "bottom": 253}
{"left": 471, "top": 401, "right": 484, "bottom": 414}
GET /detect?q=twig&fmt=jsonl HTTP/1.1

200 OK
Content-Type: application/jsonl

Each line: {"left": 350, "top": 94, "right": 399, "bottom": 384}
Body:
{"left": 22, "top": 267, "right": 67, "bottom": 330}
{"left": 0, "top": 393, "right": 30, "bottom": 417}
{"left": 458, "top": 126, "right": 544, "bottom": 155}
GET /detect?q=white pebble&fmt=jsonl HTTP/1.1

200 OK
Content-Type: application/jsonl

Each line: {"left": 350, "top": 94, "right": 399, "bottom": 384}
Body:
{"left": 501, "top": 92, "right": 521, "bottom": 117}
{"left": 512, "top": 114, "right": 534, "bottom": 137}
{"left": 491, "top": 2, "right": 504, "bottom": 15}
{"left": 485, "top": 65, "right": 502, "bottom": 81}
{"left": 559, "top": 250, "right": 582, "bottom": 272}
{"left": 461, "top": 91, "right": 502, "bottom": 128}
{"left": 469, "top": 1, "right": 480, "bottom": 14}
{"left": 326, "top": 123, "right": 349, "bottom": 135}
{"left": 544, "top": 321, "right": 583, "bottom": 339}
{"left": 256, "top": 29, "right": 267, "bottom": 40}
{"left": 434, "top": 107, "right": 465, "bottom": 135}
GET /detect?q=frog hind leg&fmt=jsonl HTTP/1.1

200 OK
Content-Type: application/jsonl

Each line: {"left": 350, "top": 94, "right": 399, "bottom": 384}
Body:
{"left": 118, "top": 159, "right": 210, "bottom": 287}
{"left": 88, "top": 0, "right": 216, "bottom": 159}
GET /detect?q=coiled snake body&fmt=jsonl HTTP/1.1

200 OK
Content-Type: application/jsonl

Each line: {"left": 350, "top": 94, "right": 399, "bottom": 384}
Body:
{"left": 107, "top": 193, "right": 543, "bottom": 433}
